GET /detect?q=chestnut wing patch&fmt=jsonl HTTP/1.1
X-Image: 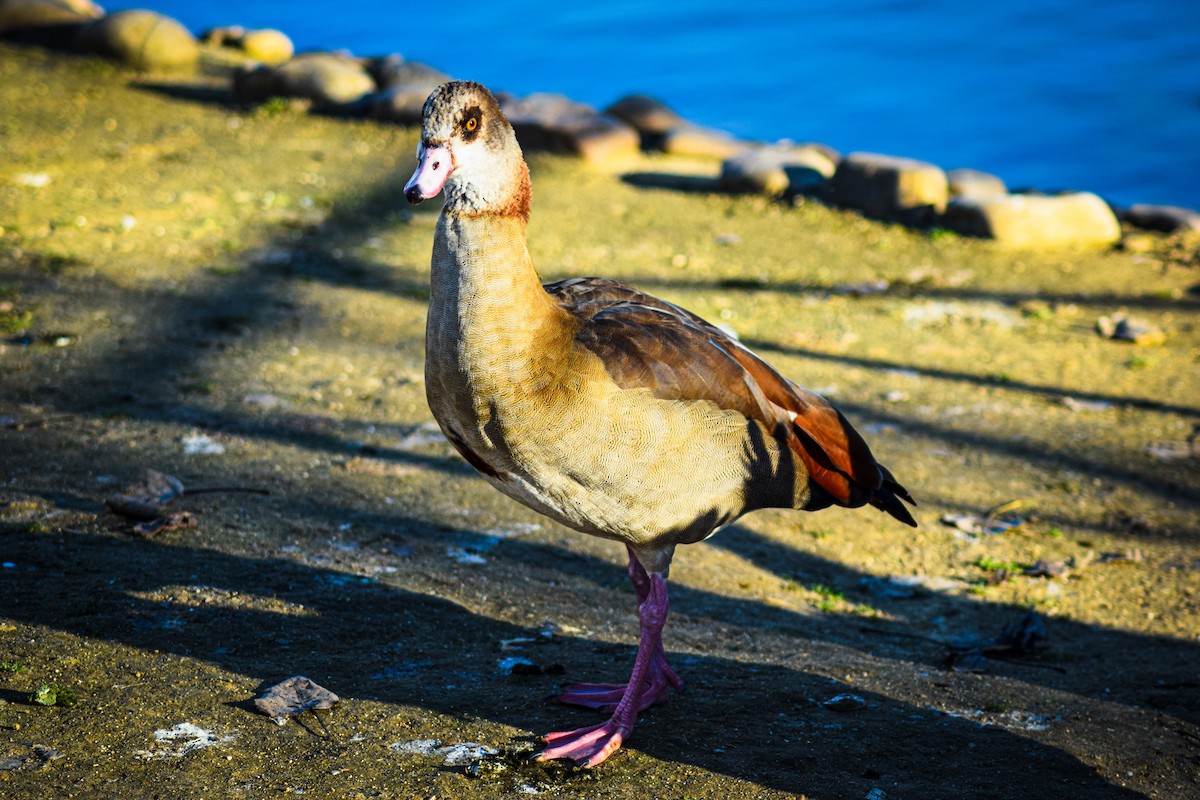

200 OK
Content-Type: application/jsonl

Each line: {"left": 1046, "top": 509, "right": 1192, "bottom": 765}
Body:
{"left": 545, "top": 277, "right": 916, "bottom": 525}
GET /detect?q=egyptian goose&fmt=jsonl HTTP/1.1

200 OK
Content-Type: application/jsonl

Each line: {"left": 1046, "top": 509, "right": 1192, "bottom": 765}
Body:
{"left": 404, "top": 81, "right": 916, "bottom": 767}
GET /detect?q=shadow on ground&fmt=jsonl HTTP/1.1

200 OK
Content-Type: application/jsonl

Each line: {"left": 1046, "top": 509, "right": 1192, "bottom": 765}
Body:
{"left": 1, "top": 524, "right": 1169, "bottom": 799}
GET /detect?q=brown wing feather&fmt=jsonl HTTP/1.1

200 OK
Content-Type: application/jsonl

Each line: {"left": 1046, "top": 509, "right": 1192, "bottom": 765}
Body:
{"left": 545, "top": 278, "right": 917, "bottom": 526}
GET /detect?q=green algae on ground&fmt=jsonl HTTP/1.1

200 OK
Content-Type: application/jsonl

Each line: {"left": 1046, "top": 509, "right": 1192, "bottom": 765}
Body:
{"left": 28, "top": 683, "right": 77, "bottom": 707}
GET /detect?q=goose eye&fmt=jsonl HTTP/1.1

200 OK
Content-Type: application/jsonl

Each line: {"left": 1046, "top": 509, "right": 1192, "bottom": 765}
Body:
{"left": 465, "top": 117, "right": 478, "bottom": 132}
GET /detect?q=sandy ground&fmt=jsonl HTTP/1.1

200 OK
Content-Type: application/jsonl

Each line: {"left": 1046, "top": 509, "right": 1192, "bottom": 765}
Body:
{"left": 1, "top": 44, "right": 1198, "bottom": 799}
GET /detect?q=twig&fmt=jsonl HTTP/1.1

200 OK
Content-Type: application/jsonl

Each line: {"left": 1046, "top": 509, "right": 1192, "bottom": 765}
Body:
{"left": 860, "top": 626, "right": 1067, "bottom": 673}
{"left": 182, "top": 487, "right": 270, "bottom": 497}
{"left": 978, "top": 654, "right": 1067, "bottom": 674}
{"left": 858, "top": 626, "right": 946, "bottom": 646}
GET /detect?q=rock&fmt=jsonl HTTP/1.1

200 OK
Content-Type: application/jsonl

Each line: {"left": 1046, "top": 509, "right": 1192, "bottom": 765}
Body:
{"left": 234, "top": 52, "right": 375, "bottom": 108}
{"left": 827, "top": 152, "right": 948, "bottom": 224}
{"left": 1095, "top": 313, "right": 1166, "bottom": 345}
{"left": 364, "top": 54, "right": 448, "bottom": 91}
{"left": 75, "top": 9, "right": 199, "bottom": 72}
{"left": 604, "top": 94, "right": 683, "bottom": 148}
{"left": 239, "top": 29, "right": 293, "bottom": 65}
{"left": 823, "top": 693, "right": 866, "bottom": 713}
{"left": 0, "top": 0, "right": 101, "bottom": 43}
{"left": 943, "top": 191, "right": 1121, "bottom": 247}
{"left": 718, "top": 142, "right": 838, "bottom": 196}
{"left": 201, "top": 26, "right": 292, "bottom": 65}
{"left": 947, "top": 168, "right": 1007, "bottom": 200}
{"left": 500, "top": 93, "right": 639, "bottom": 165}
{"left": 659, "top": 123, "right": 743, "bottom": 159}
{"left": 1121, "top": 203, "right": 1200, "bottom": 234}
{"left": 362, "top": 56, "right": 449, "bottom": 124}
{"left": 199, "top": 24, "right": 243, "bottom": 46}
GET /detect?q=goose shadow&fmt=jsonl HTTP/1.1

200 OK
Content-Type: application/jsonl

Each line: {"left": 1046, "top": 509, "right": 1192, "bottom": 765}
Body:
{"left": 0, "top": 524, "right": 1158, "bottom": 799}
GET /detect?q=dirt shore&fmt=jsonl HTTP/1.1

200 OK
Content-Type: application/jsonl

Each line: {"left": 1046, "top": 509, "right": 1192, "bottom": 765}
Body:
{"left": 1, "top": 44, "right": 1198, "bottom": 799}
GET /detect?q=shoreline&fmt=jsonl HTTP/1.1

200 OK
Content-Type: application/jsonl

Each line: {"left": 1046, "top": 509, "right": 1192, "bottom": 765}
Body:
{"left": 130, "top": 0, "right": 1200, "bottom": 212}
{"left": 1, "top": 3, "right": 1198, "bottom": 242}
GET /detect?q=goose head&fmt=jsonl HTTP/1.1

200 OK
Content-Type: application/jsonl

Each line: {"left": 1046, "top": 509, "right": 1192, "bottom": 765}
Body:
{"left": 404, "top": 81, "right": 530, "bottom": 221}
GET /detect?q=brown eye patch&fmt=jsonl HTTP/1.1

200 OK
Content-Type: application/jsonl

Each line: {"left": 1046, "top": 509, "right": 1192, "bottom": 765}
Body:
{"left": 460, "top": 106, "right": 482, "bottom": 141}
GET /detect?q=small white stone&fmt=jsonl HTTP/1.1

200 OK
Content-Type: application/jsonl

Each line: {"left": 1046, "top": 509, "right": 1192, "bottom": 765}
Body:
{"left": 16, "top": 174, "right": 51, "bottom": 187}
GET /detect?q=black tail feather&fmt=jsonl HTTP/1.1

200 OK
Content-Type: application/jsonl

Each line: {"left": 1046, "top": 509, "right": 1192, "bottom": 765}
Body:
{"left": 871, "top": 465, "right": 918, "bottom": 527}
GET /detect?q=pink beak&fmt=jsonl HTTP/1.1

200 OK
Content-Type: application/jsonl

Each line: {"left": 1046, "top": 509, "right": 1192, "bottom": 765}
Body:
{"left": 404, "top": 143, "right": 452, "bottom": 204}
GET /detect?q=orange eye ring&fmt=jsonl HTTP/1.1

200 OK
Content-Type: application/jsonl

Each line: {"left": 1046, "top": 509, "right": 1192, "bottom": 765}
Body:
{"left": 465, "top": 117, "right": 478, "bottom": 132}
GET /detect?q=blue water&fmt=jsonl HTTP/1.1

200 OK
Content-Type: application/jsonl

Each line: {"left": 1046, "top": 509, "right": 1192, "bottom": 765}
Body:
{"left": 146, "top": 1, "right": 1200, "bottom": 208}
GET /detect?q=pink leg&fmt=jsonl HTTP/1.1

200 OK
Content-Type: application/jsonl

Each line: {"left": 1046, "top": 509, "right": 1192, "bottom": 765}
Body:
{"left": 554, "top": 548, "right": 683, "bottom": 713}
{"left": 626, "top": 545, "right": 652, "bottom": 603}
{"left": 538, "top": 571, "right": 672, "bottom": 767}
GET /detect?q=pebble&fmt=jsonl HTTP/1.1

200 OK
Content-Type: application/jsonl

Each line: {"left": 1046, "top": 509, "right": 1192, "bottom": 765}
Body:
{"left": 0, "top": 743, "right": 62, "bottom": 772}
{"left": 823, "top": 693, "right": 866, "bottom": 713}
{"left": 243, "top": 393, "right": 282, "bottom": 409}
{"left": 497, "top": 656, "right": 535, "bottom": 675}
{"left": 446, "top": 546, "right": 487, "bottom": 565}
{"left": 834, "top": 279, "right": 890, "bottom": 296}
{"left": 501, "top": 93, "right": 639, "bottom": 165}
{"left": 943, "top": 191, "right": 1121, "bottom": 247}
{"left": 15, "top": 172, "right": 51, "bottom": 187}
{"left": 1060, "top": 396, "right": 1113, "bottom": 412}
{"left": 941, "top": 512, "right": 1020, "bottom": 537}
{"left": 1095, "top": 314, "right": 1166, "bottom": 345}
{"left": 392, "top": 422, "right": 448, "bottom": 450}
{"left": 75, "top": 9, "right": 200, "bottom": 72}
{"left": 1146, "top": 440, "right": 1199, "bottom": 461}
{"left": 827, "top": 152, "right": 948, "bottom": 225}
{"left": 181, "top": 432, "right": 225, "bottom": 455}
{"left": 861, "top": 574, "right": 965, "bottom": 597}
{"left": 901, "top": 300, "right": 1019, "bottom": 329}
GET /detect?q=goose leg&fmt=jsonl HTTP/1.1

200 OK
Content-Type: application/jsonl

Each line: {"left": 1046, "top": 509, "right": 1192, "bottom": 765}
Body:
{"left": 554, "top": 548, "right": 683, "bottom": 712}
{"left": 538, "top": 570, "right": 671, "bottom": 767}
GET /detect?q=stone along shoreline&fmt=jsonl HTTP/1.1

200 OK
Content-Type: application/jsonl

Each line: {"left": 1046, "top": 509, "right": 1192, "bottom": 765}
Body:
{"left": 3, "top": 0, "right": 1199, "bottom": 251}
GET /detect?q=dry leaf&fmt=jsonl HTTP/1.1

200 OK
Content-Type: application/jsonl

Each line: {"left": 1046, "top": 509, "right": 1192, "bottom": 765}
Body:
{"left": 132, "top": 511, "right": 197, "bottom": 538}
{"left": 254, "top": 676, "right": 339, "bottom": 719}
{"left": 998, "top": 610, "right": 1048, "bottom": 652}
{"left": 105, "top": 470, "right": 185, "bottom": 520}
{"left": 1023, "top": 559, "right": 1071, "bottom": 578}
{"left": 948, "top": 649, "right": 990, "bottom": 673}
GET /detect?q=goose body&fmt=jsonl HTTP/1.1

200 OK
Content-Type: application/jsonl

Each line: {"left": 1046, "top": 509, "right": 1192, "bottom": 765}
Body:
{"left": 406, "top": 81, "right": 916, "bottom": 766}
